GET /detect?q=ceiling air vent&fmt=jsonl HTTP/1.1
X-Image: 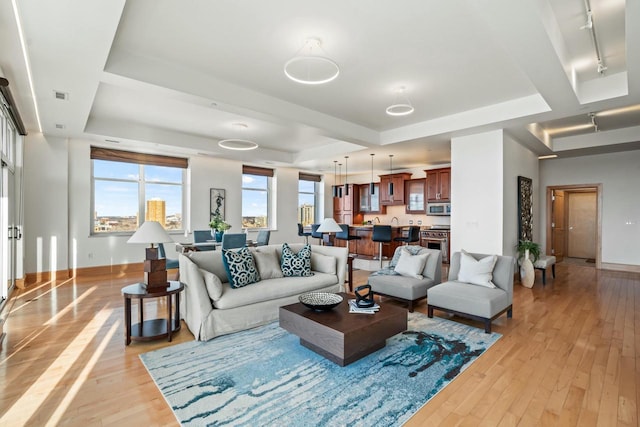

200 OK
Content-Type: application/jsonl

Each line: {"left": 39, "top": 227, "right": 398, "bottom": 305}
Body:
{"left": 55, "top": 124, "right": 65, "bottom": 129}
{"left": 54, "top": 90, "right": 69, "bottom": 101}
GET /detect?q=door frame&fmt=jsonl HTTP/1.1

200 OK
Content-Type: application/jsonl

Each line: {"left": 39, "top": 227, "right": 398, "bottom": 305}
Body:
{"left": 545, "top": 183, "right": 602, "bottom": 269}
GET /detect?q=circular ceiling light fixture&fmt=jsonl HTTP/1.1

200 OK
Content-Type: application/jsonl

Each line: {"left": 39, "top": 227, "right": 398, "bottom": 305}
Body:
{"left": 386, "top": 86, "right": 415, "bottom": 116}
{"left": 218, "top": 123, "right": 259, "bottom": 151}
{"left": 284, "top": 37, "right": 340, "bottom": 85}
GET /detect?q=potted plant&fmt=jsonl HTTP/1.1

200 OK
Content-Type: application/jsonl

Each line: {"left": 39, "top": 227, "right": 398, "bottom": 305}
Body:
{"left": 209, "top": 215, "right": 231, "bottom": 242}
{"left": 516, "top": 240, "right": 541, "bottom": 263}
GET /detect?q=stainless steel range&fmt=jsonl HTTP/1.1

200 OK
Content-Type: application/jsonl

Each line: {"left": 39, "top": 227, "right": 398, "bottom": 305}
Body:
{"left": 421, "top": 226, "right": 450, "bottom": 263}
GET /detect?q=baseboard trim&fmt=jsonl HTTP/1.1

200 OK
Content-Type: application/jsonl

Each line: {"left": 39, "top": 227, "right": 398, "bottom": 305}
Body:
{"left": 24, "top": 262, "right": 146, "bottom": 286}
{"left": 25, "top": 269, "right": 71, "bottom": 285}
{"left": 600, "top": 262, "right": 640, "bottom": 273}
{"left": 71, "top": 262, "right": 145, "bottom": 278}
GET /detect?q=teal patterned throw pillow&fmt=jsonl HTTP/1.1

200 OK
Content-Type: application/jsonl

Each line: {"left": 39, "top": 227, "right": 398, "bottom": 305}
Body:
{"left": 281, "top": 243, "right": 313, "bottom": 277}
{"left": 222, "top": 247, "right": 261, "bottom": 288}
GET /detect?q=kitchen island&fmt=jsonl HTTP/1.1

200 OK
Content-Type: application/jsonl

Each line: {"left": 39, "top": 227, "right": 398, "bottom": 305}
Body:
{"left": 332, "top": 225, "right": 410, "bottom": 259}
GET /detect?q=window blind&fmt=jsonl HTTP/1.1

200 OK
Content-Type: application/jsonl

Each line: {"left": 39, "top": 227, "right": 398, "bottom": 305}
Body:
{"left": 90, "top": 147, "right": 188, "bottom": 169}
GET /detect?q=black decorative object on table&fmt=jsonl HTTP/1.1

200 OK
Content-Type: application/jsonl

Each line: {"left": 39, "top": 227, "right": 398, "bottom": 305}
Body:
{"left": 354, "top": 284, "right": 376, "bottom": 308}
{"left": 299, "top": 292, "right": 343, "bottom": 311}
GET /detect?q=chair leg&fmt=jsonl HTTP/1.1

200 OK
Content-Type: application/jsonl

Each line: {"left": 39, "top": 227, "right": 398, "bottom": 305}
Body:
{"left": 427, "top": 305, "right": 434, "bottom": 318}
{"left": 484, "top": 320, "right": 491, "bottom": 334}
{"left": 408, "top": 300, "right": 414, "bottom": 313}
{"left": 507, "top": 307, "right": 513, "bottom": 318}
{"left": 378, "top": 241, "right": 383, "bottom": 269}
{"left": 552, "top": 264, "right": 556, "bottom": 278}
{"left": 541, "top": 269, "right": 546, "bottom": 286}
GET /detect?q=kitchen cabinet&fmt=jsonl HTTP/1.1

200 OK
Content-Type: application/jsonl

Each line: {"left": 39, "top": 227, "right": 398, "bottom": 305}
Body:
{"left": 405, "top": 178, "right": 426, "bottom": 213}
{"left": 426, "top": 168, "right": 451, "bottom": 202}
{"left": 379, "top": 173, "right": 412, "bottom": 206}
{"left": 333, "top": 184, "right": 356, "bottom": 224}
{"left": 358, "top": 184, "right": 386, "bottom": 214}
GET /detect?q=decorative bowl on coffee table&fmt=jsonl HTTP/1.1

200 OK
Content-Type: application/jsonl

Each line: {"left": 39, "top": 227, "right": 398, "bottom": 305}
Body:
{"left": 299, "top": 292, "right": 343, "bottom": 311}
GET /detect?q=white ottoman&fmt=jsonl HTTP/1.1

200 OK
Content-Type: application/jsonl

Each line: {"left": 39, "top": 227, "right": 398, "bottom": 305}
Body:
{"left": 533, "top": 255, "right": 556, "bottom": 285}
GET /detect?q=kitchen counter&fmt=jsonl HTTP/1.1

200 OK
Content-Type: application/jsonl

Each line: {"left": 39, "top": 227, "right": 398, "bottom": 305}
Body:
{"left": 333, "top": 225, "right": 413, "bottom": 258}
{"left": 332, "top": 224, "right": 450, "bottom": 260}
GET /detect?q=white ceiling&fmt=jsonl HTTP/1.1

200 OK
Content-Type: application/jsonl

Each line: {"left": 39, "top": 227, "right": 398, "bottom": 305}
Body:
{"left": 1, "top": 0, "right": 639, "bottom": 175}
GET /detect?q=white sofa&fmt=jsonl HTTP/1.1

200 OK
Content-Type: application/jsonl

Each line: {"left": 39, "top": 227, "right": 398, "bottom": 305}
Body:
{"left": 178, "top": 243, "right": 348, "bottom": 340}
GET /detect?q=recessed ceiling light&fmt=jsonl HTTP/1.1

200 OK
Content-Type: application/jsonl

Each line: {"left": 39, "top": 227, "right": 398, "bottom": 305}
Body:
{"left": 105, "top": 139, "right": 120, "bottom": 143}
{"left": 538, "top": 154, "right": 558, "bottom": 159}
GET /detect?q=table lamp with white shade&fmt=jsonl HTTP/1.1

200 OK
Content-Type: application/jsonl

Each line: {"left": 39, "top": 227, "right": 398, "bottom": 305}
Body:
{"left": 316, "top": 217, "right": 343, "bottom": 245}
{"left": 127, "top": 221, "right": 173, "bottom": 290}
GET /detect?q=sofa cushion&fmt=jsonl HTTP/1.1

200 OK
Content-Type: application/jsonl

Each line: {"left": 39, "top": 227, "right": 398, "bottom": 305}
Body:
{"left": 222, "top": 247, "right": 261, "bottom": 288}
{"left": 251, "top": 247, "right": 283, "bottom": 280}
{"left": 188, "top": 250, "right": 229, "bottom": 283}
{"left": 458, "top": 250, "right": 497, "bottom": 288}
{"left": 311, "top": 252, "right": 336, "bottom": 275}
{"left": 368, "top": 274, "right": 436, "bottom": 300}
{"left": 200, "top": 268, "right": 223, "bottom": 301}
{"left": 281, "top": 243, "right": 313, "bottom": 277}
{"left": 394, "top": 249, "right": 429, "bottom": 279}
{"left": 427, "top": 281, "right": 509, "bottom": 318}
{"left": 214, "top": 273, "right": 338, "bottom": 309}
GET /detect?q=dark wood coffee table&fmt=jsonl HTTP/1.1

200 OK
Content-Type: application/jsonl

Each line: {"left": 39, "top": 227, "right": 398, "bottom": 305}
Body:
{"left": 279, "top": 292, "right": 407, "bottom": 366}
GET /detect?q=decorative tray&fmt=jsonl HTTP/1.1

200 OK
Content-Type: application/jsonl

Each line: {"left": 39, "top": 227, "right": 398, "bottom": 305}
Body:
{"left": 299, "top": 292, "right": 343, "bottom": 311}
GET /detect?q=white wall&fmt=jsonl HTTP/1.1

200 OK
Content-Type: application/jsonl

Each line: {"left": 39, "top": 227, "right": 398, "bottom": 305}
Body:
{"left": 23, "top": 138, "right": 321, "bottom": 274}
{"left": 540, "top": 150, "right": 640, "bottom": 266}
{"left": 503, "top": 134, "right": 539, "bottom": 258}
{"left": 23, "top": 134, "right": 70, "bottom": 274}
{"left": 450, "top": 130, "right": 504, "bottom": 254}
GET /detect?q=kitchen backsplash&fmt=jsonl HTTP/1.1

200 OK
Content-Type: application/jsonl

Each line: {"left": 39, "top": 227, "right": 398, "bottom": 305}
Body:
{"left": 361, "top": 205, "right": 451, "bottom": 227}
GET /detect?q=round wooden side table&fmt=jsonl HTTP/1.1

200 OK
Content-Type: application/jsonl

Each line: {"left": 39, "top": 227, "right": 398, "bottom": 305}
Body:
{"left": 122, "top": 281, "right": 184, "bottom": 346}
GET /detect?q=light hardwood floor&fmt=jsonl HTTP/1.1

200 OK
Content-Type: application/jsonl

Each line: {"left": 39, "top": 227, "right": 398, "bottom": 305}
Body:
{"left": 0, "top": 263, "right": 638, "bottom": 426}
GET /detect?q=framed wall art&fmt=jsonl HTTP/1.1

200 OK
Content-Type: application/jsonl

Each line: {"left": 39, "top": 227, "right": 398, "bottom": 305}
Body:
{"left": 210, "top": 188, "right": 225, "bottom": 220}
{"left": 517, "top": 176, "right": 533, "bottom": 241}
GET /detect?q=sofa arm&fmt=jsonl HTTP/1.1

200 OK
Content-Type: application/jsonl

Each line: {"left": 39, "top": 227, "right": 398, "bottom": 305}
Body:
{"left": 179, "top": 254, "right": 214, "bottom": 340}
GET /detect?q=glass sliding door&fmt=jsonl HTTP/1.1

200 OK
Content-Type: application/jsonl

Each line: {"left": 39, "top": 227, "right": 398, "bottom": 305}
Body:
{"left": 0, "top": 96, "right": 19, "bottom": 308}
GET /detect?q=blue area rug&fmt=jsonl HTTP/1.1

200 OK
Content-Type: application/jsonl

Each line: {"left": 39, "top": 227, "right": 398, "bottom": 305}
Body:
{"left": 140, "top": 313, "right": 500, "bottom": 426}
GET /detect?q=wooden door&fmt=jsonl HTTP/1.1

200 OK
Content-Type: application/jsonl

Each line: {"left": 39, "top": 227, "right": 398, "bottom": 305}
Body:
{"left": 551, "top": 190, "right": 565, "bottom": 261}
{"left": 567, "top": 192, "right": 597, "bottom": 259}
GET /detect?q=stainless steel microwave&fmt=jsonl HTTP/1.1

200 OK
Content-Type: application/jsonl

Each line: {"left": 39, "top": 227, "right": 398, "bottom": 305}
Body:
{"left": 426, "top": 202, "right": 451, "bottom": 216}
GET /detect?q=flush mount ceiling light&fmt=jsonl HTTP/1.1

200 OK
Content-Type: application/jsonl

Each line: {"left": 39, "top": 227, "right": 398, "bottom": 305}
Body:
{"left": 218, "top": 123, "right": 259, "bottom": 151}
{"left": 386, "top": 86, "right": 414, "bottom": 116}
{"left": 284, "top": 37, "right": 339, "bottom": 85}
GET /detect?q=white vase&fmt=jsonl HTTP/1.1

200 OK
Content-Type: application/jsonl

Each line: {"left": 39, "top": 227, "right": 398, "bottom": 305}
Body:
{"left": 520, "top": 248, "right": 535, "bottom": 288}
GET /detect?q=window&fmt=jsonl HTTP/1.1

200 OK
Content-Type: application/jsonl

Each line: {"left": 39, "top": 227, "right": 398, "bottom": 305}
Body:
{"left": 242, "top": 165, "right": 273, "bottom": 229}
{"left": 91, "top": 147, "right": 187, "bottom": 234}
{"left": 298, "top": 173, "right": 321, "bottom": 226}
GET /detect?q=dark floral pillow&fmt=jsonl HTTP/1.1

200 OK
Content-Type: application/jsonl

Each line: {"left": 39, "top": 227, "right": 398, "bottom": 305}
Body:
{"left": 280, "top": 243, "right": 313, "bottom": 277}
{"left": 222, "top": 247, "right": 260, "bottom": 288}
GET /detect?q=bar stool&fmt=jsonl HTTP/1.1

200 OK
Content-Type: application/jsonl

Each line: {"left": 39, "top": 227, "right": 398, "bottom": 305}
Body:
{"left": 297, "top": 223, "right": 311, "bottom": 244}
{"left": 335, "top": 224, "right": 361, "bottom": 256}
{"left": 394, "top": 226, "right": 420, "bottom": 245}
{"left": 372, "top": 225, "right": 392, "bottom": 268}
